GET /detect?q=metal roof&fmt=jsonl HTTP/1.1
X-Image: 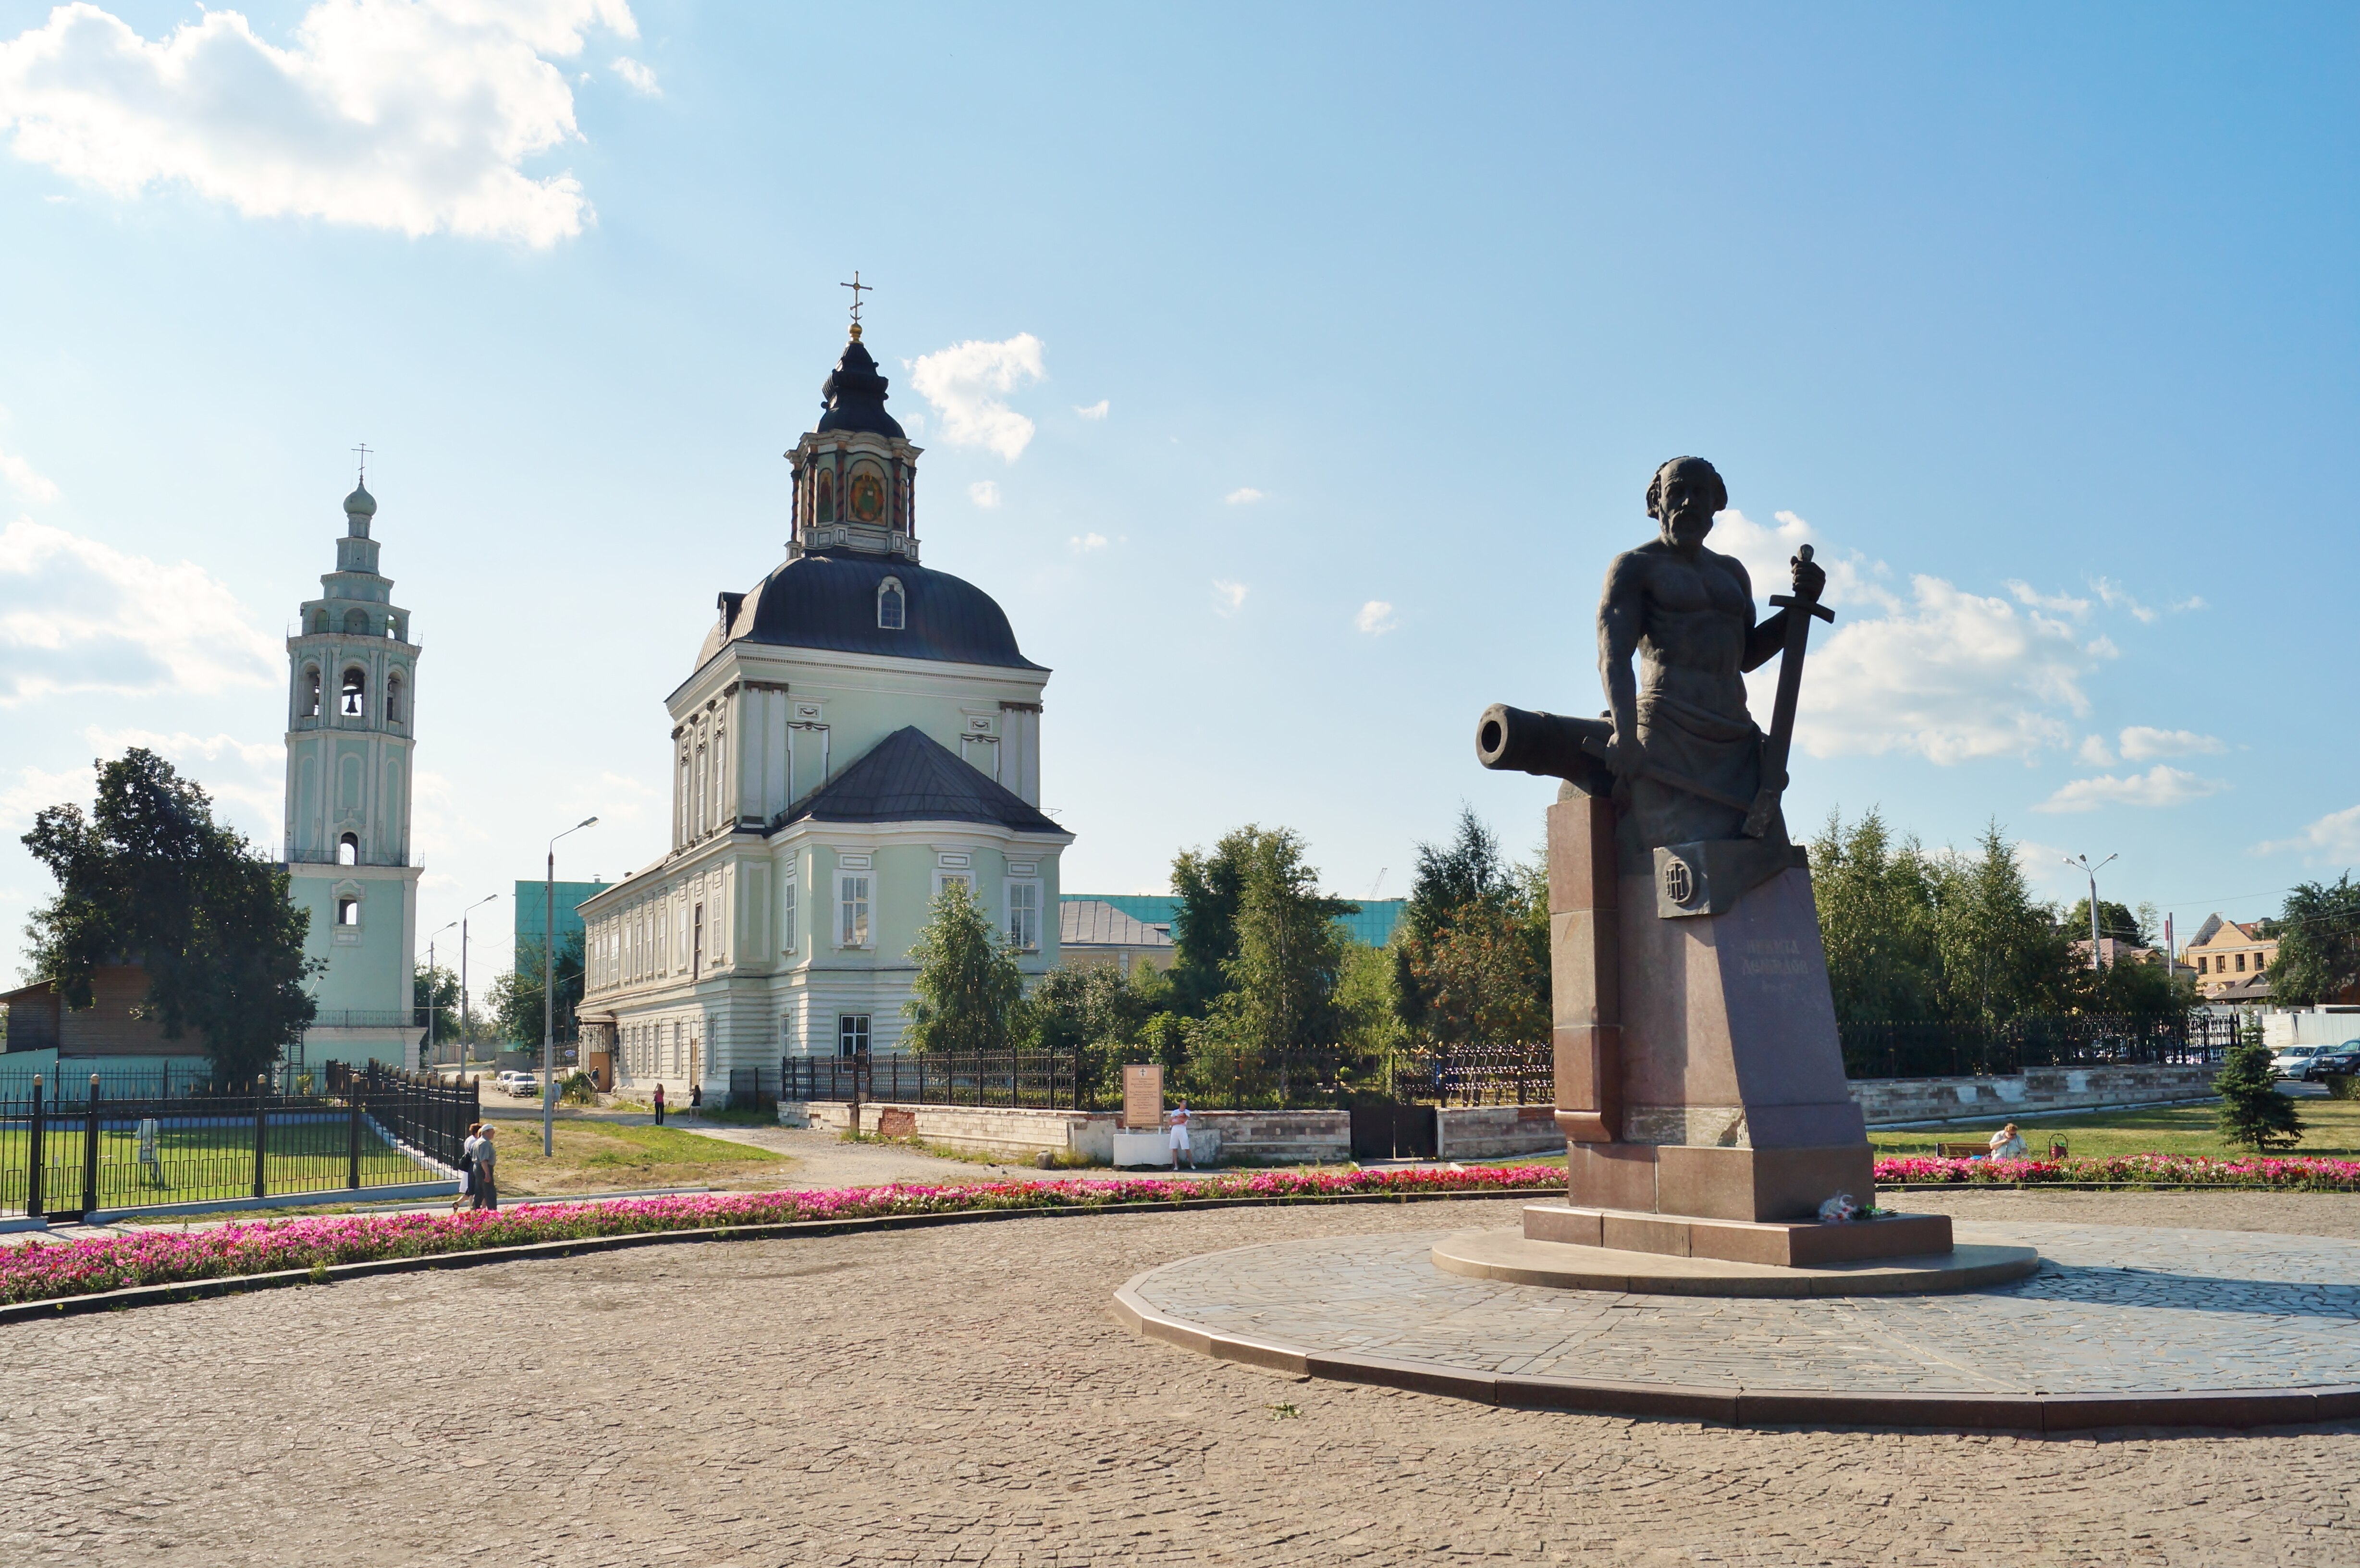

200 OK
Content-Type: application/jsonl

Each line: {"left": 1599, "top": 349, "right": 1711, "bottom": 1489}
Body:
{"left": 1059, "top": 900, "right": 1174, "bottom": 949}
{"left": 774, "top": 725, "right": 1065, "bottom": 834}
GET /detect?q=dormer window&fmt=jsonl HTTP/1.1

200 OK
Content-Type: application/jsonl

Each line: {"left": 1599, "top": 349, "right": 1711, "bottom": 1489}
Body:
{"left": 877, "top": 577, "right": 905, "bottom": 630}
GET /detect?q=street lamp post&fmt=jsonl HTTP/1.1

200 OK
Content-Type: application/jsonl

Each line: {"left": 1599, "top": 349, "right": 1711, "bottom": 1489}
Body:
{"left": 2064, "top": 852, "right": 2119, "bottom": 971}
{"left": 457, "top": 893, "right": 497, "bottom": 1070}
{"left": 425, "top": 918, "right": 459, "bottom": 1071}
{"left": 546, "top": 818, "right": 599, "bottom": 1155}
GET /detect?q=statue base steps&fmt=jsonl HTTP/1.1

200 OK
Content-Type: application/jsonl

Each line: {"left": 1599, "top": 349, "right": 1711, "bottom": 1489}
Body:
{"left": 1523, "top": 1200, "right": 1954, "bottom": 1268}
{"left": 1432, "top": 1224, "right": 2036, "bottom": 1298}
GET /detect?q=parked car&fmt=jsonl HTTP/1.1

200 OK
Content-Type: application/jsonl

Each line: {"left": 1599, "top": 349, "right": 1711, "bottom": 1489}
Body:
{"left": 2269, "top": 1044, "right": 2328, "bottom": 1078}
{"left": 2299, "top": 1044, "right": 2360, "bottom": 1082}
{"left": 496, "top": 1070, "right": 540, "bottom": 1098}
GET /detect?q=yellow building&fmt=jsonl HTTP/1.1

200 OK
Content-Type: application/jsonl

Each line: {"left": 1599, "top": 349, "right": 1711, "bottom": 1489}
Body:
{"left": 2182, "top": 914, "right": 2276, "bottom": 1000}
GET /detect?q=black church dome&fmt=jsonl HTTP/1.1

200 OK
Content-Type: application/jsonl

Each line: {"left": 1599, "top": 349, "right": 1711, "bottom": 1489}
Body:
{"left": 813, "top": 336, "right": 905, "bottom": 439}
{"left": 711, "top": 550, "right": 1043, "bottom": 671}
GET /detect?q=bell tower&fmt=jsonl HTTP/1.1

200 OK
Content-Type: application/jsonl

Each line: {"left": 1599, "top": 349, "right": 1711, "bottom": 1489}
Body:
{"left": 282, "top": 467, "right": 425, "bottom": 1066}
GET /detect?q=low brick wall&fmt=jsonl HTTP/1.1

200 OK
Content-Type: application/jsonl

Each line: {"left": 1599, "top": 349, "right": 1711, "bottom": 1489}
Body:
{"left": 1436, "top": 1104, "right": 1563, "bottom": 1160}
{"left": 803, "top": 1102, "right": 1108, "bottom": 1161}
{"left": 1849, "top": 1065, "right": 2216, "bottom": 1127}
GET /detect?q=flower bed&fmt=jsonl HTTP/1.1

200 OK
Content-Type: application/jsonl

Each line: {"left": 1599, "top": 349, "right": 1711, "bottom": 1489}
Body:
{"left": 0, "top": 1165, "right": 1564, "bottom": 1309}
{"left": 1875, "top": 1153, "right": 2360, "bottom": 1190}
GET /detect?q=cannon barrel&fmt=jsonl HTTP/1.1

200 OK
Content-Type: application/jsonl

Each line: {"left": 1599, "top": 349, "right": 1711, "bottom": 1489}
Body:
{"left": 1475, "top": 703, "right": 1614, "bottom": 790}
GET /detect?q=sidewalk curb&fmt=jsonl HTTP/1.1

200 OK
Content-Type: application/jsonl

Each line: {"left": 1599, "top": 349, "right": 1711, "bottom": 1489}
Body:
{"left": 0, "top": 1186, "right": 1551, "bottom": 1326}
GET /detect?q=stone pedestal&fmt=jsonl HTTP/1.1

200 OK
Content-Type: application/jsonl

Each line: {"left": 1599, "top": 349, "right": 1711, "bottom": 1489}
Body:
{"left": 1542, "top": 789, "right": 1932, "bottom": 1262}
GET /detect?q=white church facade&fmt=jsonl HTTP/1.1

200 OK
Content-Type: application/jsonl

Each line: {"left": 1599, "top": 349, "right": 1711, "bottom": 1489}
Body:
{"left": 283, "top": 478, "right": 425, "bottom": 1068}
{"left": 576, "top": 326, "right": 1070, "bottom": 1097}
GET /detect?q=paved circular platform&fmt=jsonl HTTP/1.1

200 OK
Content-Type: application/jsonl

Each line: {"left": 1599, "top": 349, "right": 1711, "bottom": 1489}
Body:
{"left": 1115, "top": 1221, "right": 2360, "bottom": 1430}
{"left": 1431, "top": 1227, "right": 2041, "bottom": 1296}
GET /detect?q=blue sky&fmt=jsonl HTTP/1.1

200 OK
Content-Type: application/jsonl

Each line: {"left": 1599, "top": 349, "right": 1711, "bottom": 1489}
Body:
{"left": 0, "top": 0, "right": 2353, "bottom": 984}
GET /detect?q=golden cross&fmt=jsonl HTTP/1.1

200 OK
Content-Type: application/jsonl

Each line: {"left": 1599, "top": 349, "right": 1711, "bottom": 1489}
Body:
{"left": 352, "top": 442, "right": 372, "bottom": 484}
{"left": 840, "top": 271, "right": 871, "bottom": 336}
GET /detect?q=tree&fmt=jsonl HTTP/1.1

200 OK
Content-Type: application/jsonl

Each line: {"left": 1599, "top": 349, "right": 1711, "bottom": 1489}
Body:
{"left": 1394, "top": 806, "right": 1548, "bottom": 1045}
{"left": 489, "top": 929, "right": 585, "bottom": 1046}
{"left": 413, "top": 963, "right": 460, "bottom": 1059}
{"left": 1927, "top": 821, "right": 2077, "bottom": 1024}
{"left": 1200, "top": 828, "right": 1353, "bottom": 1063}
{"left": 2269, "top": 875, "right": 2360, "bottom": 1006}
{"left": 2214, "top": 1019, "right": 2302, "bottom": 1151}
{"left": 2060, "top": 897, "right": 2148, "bottom": 947}
{"left": 903, "top": 879, "right": 1025, "bottom": 1054}
{"left": 1810, "top": 808, "right": 1943, "bottom": 1022}
{"left": 1169, "top": 827, "right": 1257, "bottom": 1016}
{"left": 21, "top": 748, "right": 317, "bottom": 1084}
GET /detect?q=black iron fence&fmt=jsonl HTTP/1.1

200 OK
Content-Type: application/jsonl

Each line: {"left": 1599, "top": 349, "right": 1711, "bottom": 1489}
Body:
{"left": 1838, "top": 1012, "right": 2238, "bottom": 1080}
{"left": 784, "top": 1052, "right": 1089, "bottom": 1111}
{"left": 0, "top": 1063, "right": 477, "bottom": 1221}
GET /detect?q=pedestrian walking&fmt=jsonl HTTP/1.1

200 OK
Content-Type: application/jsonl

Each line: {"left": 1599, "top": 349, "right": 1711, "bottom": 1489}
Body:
{"left": 472, "top": 1124, "right": 500, "bottom": 1210}
{"left": 653, "top": 1082, "right": 665, "bottom": 1126}
{"left": 690, "top": 1081, "right": 703, "bottom": 1110}
{"left": 455, "top": 1120, "right": 482, "bottom": 1211}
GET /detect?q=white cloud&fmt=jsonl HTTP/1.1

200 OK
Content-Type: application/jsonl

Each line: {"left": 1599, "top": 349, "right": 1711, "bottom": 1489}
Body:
{"left": 1068, "top": 532, "right": 1107, "bottom": 554}
{"left": 611, "top": 54, "right": 657, "bottom": 95}
{"left": 0, "top": 449, "right": 58, "bottom": 503}
{"left": 1073, "top": 400, "right": 1107, "bottom": 420}
{"left": 0, "top": 0, "right": 636, "bottom": 247}
{"left": 1211, "top": 579, "right": 1248, "bottom": 617}
{"left": 2006, "top": 581, "right": 2091, "bottom": 617}
{"left": 2034, "top": 765, "right": 2230, "bottom": 814}
{"left": 909, "top": 333, "right": 1045, "bottom": 461}
{"left": 1355, "top": 600, "right": 1397, "bottom": 636}
{"left": 2077, "top": 734, "right": 2115, "bottom": 767}
{"left": 2260, "top": 804, "right": 2360, "bottom": 864}
{"left": 1224, "top": 488, "right": 1264, "bottom": 506}
{"left": 2090, "top": 577, "right": 2158, "bottom": 624}
{"left": 0, "top": 761, "right": 87, "bottom": 834}
{"left": 967, "top": 479, "right": 1001, "bottom": 509}
{"left": 2117, "top": 726, "right": 2226, "bottom": 762}
{"left": 0, "top": 518, "right": 276, "bottom": 704}
{"left": 79, "top": 726, "right": 283, "bottom": 824}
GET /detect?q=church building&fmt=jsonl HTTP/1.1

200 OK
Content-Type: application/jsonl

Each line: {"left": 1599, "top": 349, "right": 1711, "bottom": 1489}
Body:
{"left": 282, "top": 477, "right": 425, "bottom": 1068}
{"left": 576, "top": 324, "right": 1069, "bottom": 1097}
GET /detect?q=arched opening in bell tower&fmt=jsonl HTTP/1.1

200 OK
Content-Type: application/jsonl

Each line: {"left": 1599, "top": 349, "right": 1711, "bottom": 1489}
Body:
{"left": 338, "top": 833, "right": 358, "bottom": 866}
{"left": 341, "top": 667, "right": 367, "bottom": 716}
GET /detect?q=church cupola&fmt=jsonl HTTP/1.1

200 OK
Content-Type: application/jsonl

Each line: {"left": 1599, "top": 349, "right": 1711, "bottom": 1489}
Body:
{"left": 787, "top": 310, "right": 924, "bottom": 564}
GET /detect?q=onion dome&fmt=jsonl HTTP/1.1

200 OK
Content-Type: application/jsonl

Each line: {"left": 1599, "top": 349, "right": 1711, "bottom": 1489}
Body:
{"left": 344, "top": 483, "right": 377, "bottom": 518}
{"left": 815, "top": 337, "right": 905, "bottom": 439}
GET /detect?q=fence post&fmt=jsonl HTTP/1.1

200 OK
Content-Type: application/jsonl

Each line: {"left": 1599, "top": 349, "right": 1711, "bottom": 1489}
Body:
{"left": 27, "top": 1076, "right": 44, "bottom": 1218}
{"left": 82, "top": 1074, "right": 101, "bottom": 1217}
{"left": 253, "top": 1074, "right": 269, "bottom": 1199}
{"left": 348, "top": 1082, "right": 362, "bottom": 1190}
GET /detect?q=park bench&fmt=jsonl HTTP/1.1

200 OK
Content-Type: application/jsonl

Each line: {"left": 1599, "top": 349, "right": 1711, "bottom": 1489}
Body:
{"left": 1936, "top": 1141, "right": 1988, "bottom": 1159}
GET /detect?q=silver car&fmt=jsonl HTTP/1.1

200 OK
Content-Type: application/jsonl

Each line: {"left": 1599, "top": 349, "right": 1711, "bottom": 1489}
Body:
{"left": 2268, "top": 1044, "right": 2326, "bottom": 1078}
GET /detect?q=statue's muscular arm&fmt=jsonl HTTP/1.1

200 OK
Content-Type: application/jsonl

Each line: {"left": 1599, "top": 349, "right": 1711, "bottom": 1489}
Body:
{"left": 1725, "top": 555, "right": 1789, "bottom": 674}
{"left": 1597, "top": 548, "right": 1652, "bottom": 776}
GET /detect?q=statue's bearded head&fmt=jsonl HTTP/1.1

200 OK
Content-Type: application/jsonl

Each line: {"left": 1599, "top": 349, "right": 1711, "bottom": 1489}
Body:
{"left": 1646, "top": 456, "right": 1728, "bottom": 551}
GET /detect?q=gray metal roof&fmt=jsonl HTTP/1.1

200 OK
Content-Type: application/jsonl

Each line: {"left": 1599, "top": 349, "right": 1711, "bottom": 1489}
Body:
{"left": 773, "top": 725, "right": 1064, "bottom": 834}
{"left": 1059, "top": 899, "right": 1174, "bottom": 949}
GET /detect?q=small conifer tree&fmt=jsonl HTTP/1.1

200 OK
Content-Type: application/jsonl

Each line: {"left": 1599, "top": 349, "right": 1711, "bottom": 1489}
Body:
{"left": 2214, "top": 1017, "right": 2303, "bottom": 1152}
{"left": 903, "top": 879, "right": 1024, "bottom": 1054}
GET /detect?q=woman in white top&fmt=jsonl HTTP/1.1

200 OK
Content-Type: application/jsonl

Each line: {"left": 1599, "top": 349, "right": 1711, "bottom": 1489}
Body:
{"left": 1988, "top": 1122, "right": 2028, "bottom": 1160}
{"left": 1168, "top": 1100, "right": 1192, "bottom": 1171}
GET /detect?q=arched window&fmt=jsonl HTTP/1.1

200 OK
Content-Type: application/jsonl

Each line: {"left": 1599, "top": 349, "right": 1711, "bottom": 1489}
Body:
{"left": 815, "top": 472, "right": 835, "bottom": 524}
{"left": 336, "top": 896, "right": 360, "bottom": 927}
{"left": 341, "top": 667, "right": 366, "bottom": 716}
{"left": 303, "top": 666, "right": 321, "bottom": 718}
{"left": 385, "top": 674, "right": 404, "bottom": 724}
{"left": 877, "top": 577, "right": 905, "bottom": 630}
{"left": 311, "top": 610, "right": 329, "bottom": 634}
{"left": 343, "top": 609, "right": 368, "bottom": 636}
{"left": 338, "top": 833, "right": 358, "bottom": 866}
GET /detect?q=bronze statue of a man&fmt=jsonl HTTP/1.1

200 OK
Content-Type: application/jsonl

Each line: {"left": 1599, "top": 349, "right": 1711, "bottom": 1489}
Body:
{"left": 1598, "top": 455, "right": 1826, "bottom": 851}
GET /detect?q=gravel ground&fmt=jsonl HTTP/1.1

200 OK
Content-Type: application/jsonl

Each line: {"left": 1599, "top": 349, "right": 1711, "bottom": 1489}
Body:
{"left": 0, "top": 1188, "right": 2352, "bottom": 1566}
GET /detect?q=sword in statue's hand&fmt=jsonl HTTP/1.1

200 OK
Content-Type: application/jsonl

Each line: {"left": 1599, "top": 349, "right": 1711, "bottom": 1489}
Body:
{"left": 1743, "top": 543, "right": 1834, "bottom": 840}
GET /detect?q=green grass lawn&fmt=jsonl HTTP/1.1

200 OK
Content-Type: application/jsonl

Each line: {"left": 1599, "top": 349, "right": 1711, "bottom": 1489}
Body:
{"left": 495, "top": 1119, "right": 787, "bottom": 1196}
{"left": 0, "top": 1120, "right": 424, "bottom": 1210}
{"left": 1868, "top": 1096, "right": 2360, "bottom": 1161}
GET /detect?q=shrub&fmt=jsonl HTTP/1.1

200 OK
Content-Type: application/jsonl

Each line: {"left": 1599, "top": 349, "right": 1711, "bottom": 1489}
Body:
{"left": 2214, "top": 1033, "right": 2303, "bottom": 1151}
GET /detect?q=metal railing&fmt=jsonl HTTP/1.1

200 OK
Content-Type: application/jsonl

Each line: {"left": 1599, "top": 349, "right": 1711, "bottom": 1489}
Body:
{"left": 784, "top": 1053, "right": 1088, "bottom": 1111}
{"left": 0, "top": 1065, "right": 476, "bottom": 1220}
{"left": 1837, "top": 1012, "right": 2237, "bottom": 1080}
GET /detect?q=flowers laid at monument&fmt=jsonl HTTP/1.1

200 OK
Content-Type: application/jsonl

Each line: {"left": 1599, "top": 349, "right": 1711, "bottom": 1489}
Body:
{"left": 1874, "top": 1152, "right": 2360, "bottom": 1189}
{"left": 0, "top": 1165, "right": 1564, "bottom": 1308}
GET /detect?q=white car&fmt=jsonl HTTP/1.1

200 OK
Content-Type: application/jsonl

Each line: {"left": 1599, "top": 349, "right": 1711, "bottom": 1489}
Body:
{"left": 2268, "top": 1044, "right": 2327, "bottom": 1078}
{"left": 495, "top": 1070, "right": 541, "bottom": 1098}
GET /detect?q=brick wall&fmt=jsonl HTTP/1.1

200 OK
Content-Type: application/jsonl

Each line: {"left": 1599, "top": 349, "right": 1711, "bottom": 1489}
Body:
{"left": 1848, "top": 1065, "right": 2216, "bottom": 1127}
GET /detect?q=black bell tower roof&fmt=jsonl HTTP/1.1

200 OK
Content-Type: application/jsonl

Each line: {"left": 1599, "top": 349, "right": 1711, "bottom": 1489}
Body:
{"left": 815, "top": 333, "right": 905, "bottom": 439}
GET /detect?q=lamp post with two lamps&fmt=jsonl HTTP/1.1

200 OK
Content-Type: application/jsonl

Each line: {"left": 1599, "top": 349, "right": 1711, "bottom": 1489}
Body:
{"left": 2064, "top": 852, "right": 2119, "bottom": 971}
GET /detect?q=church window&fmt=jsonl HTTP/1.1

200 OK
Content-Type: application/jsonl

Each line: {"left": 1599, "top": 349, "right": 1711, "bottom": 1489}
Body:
{"left": 838, "top": 875, "right": 870, "bottom": 947}
{"left": 337, "top": 896, "right": 360, "bottom": 927}
{"left": 341, "top": 667, "right": 367, "bottom": 716}
{"left": 781, "top": 878, "right": 797, "bottom": 955}
{"left": 815, "top": 472, "right": 835, "bottom": 524}
{"left": 838, "top": 1013, "right": 870, "bottom": 1057}
{"left": 338, "top": 832, "right": 358, "bottom": 866}
{"left": 344, "top": 609, "right": 368, "bottom": 636}
{"left": 303, "top": 667, "right": 321, "bottom": 719}
{"left": 385, "top": 674, "right": 404, "bottom": 724}
{"left": 1007, "top": 882, "right": 1040, "bottom": 951}
{"left": 877, "top": 578, "right": 905, "bottom": 630}
{"left": 311, "top": 610, "right": 328, "bottom": 634}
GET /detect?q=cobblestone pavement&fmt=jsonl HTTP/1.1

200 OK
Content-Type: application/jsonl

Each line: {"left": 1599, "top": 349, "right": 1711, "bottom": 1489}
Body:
{"left": 1, "top": 1189, "right": 2353, "bottom": 1566}
{"left": 1131, "top": 1220, "right": 2360, "bottom": 1393}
